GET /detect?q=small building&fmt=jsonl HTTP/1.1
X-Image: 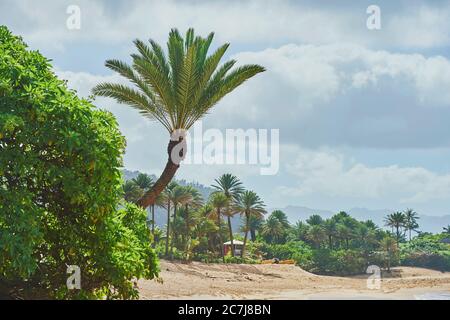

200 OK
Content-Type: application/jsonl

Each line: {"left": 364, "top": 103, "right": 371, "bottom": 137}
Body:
{"left": 440, "top": 238, "right": 450, "bottom": 244}
{"left": 223, "top": 240, "right": 244, "bottom": 256}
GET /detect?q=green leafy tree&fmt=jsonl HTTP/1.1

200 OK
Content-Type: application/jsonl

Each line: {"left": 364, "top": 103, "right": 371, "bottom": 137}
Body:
{"left": 93, "top": 28, "right": 265, "bottom": 208}
{"left": 0, "top": 27, "right": 158, "bottom": 299}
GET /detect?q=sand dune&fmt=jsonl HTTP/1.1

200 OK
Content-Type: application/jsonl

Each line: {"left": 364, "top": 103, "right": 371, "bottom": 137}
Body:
{"left": 138, "top": 260, "right": 450, "bottom": 300}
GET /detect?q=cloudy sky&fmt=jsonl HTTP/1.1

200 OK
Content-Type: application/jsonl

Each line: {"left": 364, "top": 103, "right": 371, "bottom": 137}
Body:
{"left": 3, "top": 0, "right": 450, "bottom": 214}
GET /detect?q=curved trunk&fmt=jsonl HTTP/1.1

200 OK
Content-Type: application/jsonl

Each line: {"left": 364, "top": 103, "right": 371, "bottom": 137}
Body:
{"left": 241, "top": 212, "right": 250, "bottom": 258}
{"left": 138, "top": 139, "right": 182, "bottom": 209}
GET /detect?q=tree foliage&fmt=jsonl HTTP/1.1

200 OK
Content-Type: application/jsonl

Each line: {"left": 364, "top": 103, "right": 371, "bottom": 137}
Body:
{"left": 0, "top": 26, "right": 158, "bottom": 299}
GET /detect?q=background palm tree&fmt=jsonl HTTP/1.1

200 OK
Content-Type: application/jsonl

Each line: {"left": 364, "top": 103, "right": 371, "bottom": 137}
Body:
{"left": 307, "top": 225, "right": 326, "bottom": 249}
{"left": 323, "top": 219, "right": 337, "bottom": 249}
{"left": 234, "top": 190, "right": 266, "bottom": 258}
{"left": 385, "top": 212, "right": 406, "bottom": 245}
{"left": 169, "top": 186, "right": 191, "bottom": 256}
{"left": 380, "top": 236, "right": 397, "bottom": 272}
{"left": 93, "top": 28, "right": 265, "bottom": 209}
{"left": 444, "top": 225, "right": 450, "bottom": 234}
{"left": 210, "top": 192, "right": 229, "bottom": 262}
{"left": 212, "top": 174, "right": 243, "bottom": 256}
{"left": 123, "top": 180, "right": 143, "bottom": 203}
{"left": 261, "top": 215, "right": 284, "bottom": 244}
{"left": 404, "top": 208, "right": 420, "bottom": 241}
{"left": 248, "top": 215, "right": 264, "bottom": 241}
{"left": 163, "top": 181, "right": 178, "bottom": 256}
{"left": 306, "top": 214, "right": 324, "bottom": 226}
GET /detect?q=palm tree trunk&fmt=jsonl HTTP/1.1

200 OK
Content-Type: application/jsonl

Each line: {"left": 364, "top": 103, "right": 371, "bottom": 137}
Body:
{"left": 138, "top": 139, "right": 182, "bottom": 209}
{"left": 241, "top": 213, "right": 250, "bottom": 258}
{"left": 151, "top": 204, "right": 155, "bottom": 248}
{"left": 185, "top": 204, "right": 190, "bottom": 261}
{"left": 329, "top": 235, "right": 333, "bottom": 250}
{"left": 170, "top": 204, "right": 177, "bottom": 258}
{"left": 217, "top": 208, "right": 225, "bottom": 263}
{"left": 250, "top": 228, "right": 256, "bottom": 242}
{"left": 227, "top": 215, "right": 234, "bottom": 257}
{"left": 165, "top": 200, "right": 171, "bottom": 257}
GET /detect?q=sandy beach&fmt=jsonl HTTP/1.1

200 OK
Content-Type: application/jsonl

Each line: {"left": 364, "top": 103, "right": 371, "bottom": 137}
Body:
{"left": 138, "top": 260, "right": 450, "bottom": 300}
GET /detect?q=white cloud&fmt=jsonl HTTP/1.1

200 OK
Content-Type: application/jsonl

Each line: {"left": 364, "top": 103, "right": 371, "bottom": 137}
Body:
{"left": 280, "top": 147, "right": 450, "bottom": 204}
{"left": 3, "top": 0, "right": 450, "bottom": 51}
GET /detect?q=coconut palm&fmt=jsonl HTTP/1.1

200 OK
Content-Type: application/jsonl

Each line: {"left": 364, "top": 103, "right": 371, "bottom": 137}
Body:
{"left": 212, "top": 174, "right": 244, "bottom": 256}
{"left": 385, "top": 212, "right": 406, "bottom": 245}
{"left": 404, "top": 208, "right": 420, "bottom": 241}
{"left": 93, "top": 29, "right": 265, "bottom": 209}
{"left": 234, "top": 191, "right": 266, "bottom": 257}
{"left": 210, "top": 192, "right": 229, "bottom": 262}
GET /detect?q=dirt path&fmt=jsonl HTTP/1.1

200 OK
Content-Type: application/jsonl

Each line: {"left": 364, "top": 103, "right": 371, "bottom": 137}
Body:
{"left": 138, "top": 260, "right": 450, "bottom": 300}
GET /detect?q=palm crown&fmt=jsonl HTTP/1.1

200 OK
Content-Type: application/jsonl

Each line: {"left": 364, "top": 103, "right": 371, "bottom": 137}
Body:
{"left": 93, "top": 28, "right": 265, "bottom": 133}
{"left": 93, "top": 28, "right": 264, "bottom": 209}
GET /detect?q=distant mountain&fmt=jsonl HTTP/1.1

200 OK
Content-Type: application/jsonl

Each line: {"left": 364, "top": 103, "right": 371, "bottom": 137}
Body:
{"left": 123, "top": 170, "right": 450, "bottom": 234}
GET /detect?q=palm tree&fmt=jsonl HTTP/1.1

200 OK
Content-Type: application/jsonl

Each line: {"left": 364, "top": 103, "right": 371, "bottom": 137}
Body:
{"left": 93, "top": 29, "right": 265, "bottom": 209}
{"left": 210, "top": 192, "right": 229, "bottom": 262}
{"left": 261, "top": 215, "right": 284, "bottom": 244}
{"left": 293, "top": 221, "right": 309, "bottom": 242}
{"left": 169, "top": 186, "right": 191, "bottom": 256}
{"left": 234, "top": 191, "right": 266, "bottom": 258}
{"left": 336, "top": 224, "right": 353, "bottom": 249}
{"left": 163, "top": 181, "right": 178, "bottom": 256}
{"left": 385, "top": 212, "right": 406, "bottom": 245}
{"left": 443, "top": 225, "right": 450, "bottom": 234}
{"left": 323, "top": 219, "right": 337, "bottom": 249}
{"left": 270, "top": 210, "right": 290, "bottom": 229}
{"left": 212, "top": 174, "right": 243, "bottom": 256}
{"left": 306, "top": 214, "right": 323, "bottom": 226}
{"left": 182, "top": 186, "right": 203, "bottom": 256}
{"left": 307, "top": 225, "right": 326, "bottom": 249}
{"left": 248, "top": 214, "right": 264, "bottom": 241}
{"left": 380, "top": 236, "right": 397, "bottom": 272}
{"left": 123, "top": 180, "right": 143, "bottom": 203}
{"left": 132, "top": 173, "right": 154, "bottom": 190}
{"left": 132, "top": 173, "right": 157, "bottom": 237}
{"left": 404, "top": 208, "right": 420, "bottom": 241}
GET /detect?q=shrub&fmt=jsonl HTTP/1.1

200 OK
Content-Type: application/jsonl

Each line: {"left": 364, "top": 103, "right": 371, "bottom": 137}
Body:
{"left": 0, "top": 26, "right": 158, "bottom": 299}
